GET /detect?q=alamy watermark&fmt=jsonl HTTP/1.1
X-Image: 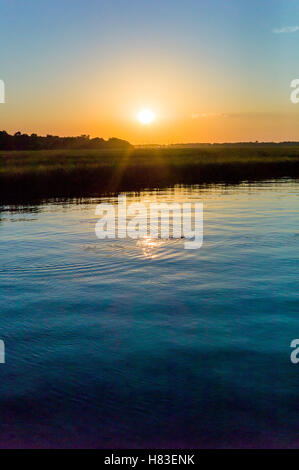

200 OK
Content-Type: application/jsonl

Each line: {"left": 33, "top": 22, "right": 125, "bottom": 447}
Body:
{"left": 95, "top": 195, "right": 203, "bottom": 249}
{"left": 0, "top": 340, "right": 5, "bottom": 363}
{"left": 0, "top": 80, "right": 5, "bottom": 103}
{"left": 290, "top": 79, "right": 299, "bottom": 103}
{"left": 290, "top": 339, "right": 299, "bottom": 364}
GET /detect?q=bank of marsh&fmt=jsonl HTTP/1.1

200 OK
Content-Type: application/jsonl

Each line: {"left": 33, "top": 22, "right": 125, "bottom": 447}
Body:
{"left": 1, "top": 145, "right": 299, "bottom": 204}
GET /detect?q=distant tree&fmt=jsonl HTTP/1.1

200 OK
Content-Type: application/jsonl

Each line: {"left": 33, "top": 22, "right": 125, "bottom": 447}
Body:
{"left": 0, "top": 131, "right": 132, "bottom": 150}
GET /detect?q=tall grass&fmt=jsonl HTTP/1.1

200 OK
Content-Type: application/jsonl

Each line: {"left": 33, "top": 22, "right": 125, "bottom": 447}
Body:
{"left": 1, "top": 146, "right": 299, "bottom": 204}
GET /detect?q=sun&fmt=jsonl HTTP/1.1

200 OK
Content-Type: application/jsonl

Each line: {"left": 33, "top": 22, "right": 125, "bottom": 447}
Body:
{"left": 137, "top": 108, "right": 156, "bottom": 125}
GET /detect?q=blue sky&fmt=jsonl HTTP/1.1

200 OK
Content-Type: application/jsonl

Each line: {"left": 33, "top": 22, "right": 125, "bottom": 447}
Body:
{"left": 0, "top": 0, "right": 299, "bottom": 142}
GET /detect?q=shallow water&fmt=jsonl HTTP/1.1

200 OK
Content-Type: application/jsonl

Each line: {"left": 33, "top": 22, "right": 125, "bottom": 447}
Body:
{"left": 0, "top": 180, "right": 298, "bottom": 448}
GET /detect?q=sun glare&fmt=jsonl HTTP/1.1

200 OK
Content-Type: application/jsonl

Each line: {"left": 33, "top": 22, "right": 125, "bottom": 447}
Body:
{"left": 137, "top": 109, "right": 156, "bottom": 125}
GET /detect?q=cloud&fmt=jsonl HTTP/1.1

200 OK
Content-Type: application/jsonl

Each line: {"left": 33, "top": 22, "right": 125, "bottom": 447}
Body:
{"left": 191, "top": 113, "right": 228, "bottom": 119}
{"left": 273, "top": 26, "right": 299, "bottom": 34}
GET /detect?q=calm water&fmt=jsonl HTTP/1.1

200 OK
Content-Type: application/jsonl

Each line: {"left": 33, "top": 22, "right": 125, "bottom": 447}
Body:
{"left": 0, "top": 180, "right": 298, "bottom": 448}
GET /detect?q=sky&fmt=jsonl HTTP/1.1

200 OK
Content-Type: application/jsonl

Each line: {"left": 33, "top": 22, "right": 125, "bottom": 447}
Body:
{"left": 1, "top": 0, "right": 299, "bottom": 144}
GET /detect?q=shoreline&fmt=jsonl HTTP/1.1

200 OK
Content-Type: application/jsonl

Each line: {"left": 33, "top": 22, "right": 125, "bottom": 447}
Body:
{"left": 1, "top": 146, "right": 299, "bottom": 205}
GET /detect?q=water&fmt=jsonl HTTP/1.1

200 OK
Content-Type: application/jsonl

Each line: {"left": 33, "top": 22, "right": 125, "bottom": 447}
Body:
{"left": 0, "top": 180, "right": 298, "bottom": 448}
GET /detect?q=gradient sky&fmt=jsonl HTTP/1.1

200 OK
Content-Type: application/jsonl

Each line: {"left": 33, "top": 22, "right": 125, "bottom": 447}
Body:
{"left": 1, "top": 0, "right": 299, "bottom": 143}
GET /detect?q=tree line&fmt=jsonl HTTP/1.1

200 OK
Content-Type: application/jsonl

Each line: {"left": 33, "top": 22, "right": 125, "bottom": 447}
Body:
{"left": 0, "top": 131, "right": 132, "bottom": 150}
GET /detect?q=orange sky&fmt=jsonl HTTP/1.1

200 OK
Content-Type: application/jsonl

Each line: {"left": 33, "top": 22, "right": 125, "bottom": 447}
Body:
{"left": 1, "top": 1, "right": 299, "bottom": 144}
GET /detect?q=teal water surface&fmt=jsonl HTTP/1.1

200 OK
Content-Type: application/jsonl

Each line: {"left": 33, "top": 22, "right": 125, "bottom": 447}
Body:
{"left": 0, "top": 180, "right": 298, "bottom": 448}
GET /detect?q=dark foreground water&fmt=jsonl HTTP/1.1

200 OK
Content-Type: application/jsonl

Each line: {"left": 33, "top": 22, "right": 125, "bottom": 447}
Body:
{"left": 0, "top": 180, "right": 298, "bottom": 448}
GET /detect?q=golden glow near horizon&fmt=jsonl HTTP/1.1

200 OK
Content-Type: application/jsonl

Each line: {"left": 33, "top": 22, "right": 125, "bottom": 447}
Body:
{"left": 137, "top": 109, "right": 156, "bottom": 125}
{"left": 3, "top": 44, "right": 298, "bottom": 145}
{"left": 2, "top": 2, "right": 299, "bottom": 145}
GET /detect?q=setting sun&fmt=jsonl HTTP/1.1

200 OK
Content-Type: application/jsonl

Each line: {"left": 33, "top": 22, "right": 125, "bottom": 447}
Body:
{"left": 137, "top": 109, "right": 156, "bottom": 125}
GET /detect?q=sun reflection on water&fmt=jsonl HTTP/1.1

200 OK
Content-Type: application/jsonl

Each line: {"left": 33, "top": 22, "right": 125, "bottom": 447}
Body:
{"left": 136, "top": 236, "right": 165, "bottom": 259}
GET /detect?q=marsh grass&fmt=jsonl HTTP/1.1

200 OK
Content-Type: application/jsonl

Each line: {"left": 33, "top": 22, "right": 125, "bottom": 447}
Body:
{"left": 1, "top": 145, "right": 299, "bottom": 204}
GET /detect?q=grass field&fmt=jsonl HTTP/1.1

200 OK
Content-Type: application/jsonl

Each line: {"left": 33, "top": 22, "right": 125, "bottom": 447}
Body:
{"left": 1, "top": 145, "right": 299, "bottom": 204}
